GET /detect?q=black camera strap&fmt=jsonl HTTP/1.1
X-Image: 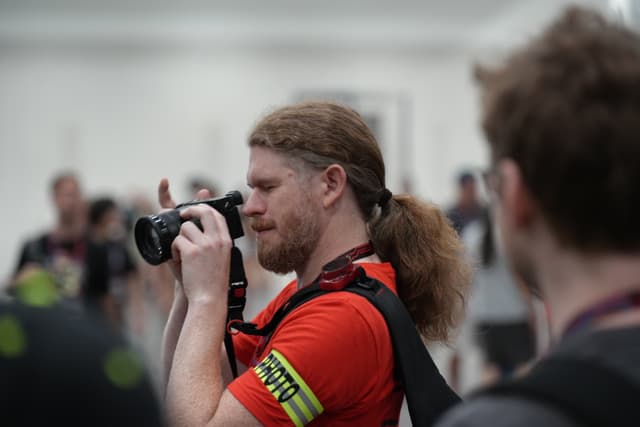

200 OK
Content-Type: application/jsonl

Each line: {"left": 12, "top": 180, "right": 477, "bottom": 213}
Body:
{"left": 225, "top": 245, "right": 249, "bottom": 378}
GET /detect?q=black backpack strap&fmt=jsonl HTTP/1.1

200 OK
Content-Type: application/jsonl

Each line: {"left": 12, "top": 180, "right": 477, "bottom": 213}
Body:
{"left": 345, "top": 275, "right": 461, "bottom": 427}
{"left": 234, "top": 267, "right": 460, "bottom": 427}
{"left": 479, "top": 357, "right": 640, "bottom": 427}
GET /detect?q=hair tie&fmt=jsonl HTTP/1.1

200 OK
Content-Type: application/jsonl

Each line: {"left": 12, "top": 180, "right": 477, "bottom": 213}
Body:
{"left": 378, "top": 188, "right": 392, "bottom": 207}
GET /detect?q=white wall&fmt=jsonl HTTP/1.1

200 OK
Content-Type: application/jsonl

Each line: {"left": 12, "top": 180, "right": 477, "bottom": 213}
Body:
{"left": 0, "top": 44, "right": 488, "bottom": 282}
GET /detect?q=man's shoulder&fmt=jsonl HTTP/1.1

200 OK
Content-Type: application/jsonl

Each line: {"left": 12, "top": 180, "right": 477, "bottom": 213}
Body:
{"left": 276, "top": 283, "right": 391, "bottom": 345}
{"left": 16, "top": 232, "right": 51, "bottom": 267}
{"left": 438, "top": 327, "right": 640, "bottom": 427}
{"left": 21, "top": 232, "right": 49, "bottom": 248}
{"left": 436, "top": 395, "right": 578, "bottom": 427}
{"left": 291, "top": 286, "right": 385, "bottom": 321}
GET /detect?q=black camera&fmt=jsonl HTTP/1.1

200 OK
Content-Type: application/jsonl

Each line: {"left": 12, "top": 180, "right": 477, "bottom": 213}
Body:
{"left": 134, "top": 190, "right": 244, "bottom": 265}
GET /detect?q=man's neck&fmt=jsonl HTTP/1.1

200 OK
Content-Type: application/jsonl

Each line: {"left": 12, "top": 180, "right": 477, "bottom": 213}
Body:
{"left": 295, "top": 214, "right": 376, "bottom": 287}
{"left": 538, "top": 249, "right": 640, "bottom": 338}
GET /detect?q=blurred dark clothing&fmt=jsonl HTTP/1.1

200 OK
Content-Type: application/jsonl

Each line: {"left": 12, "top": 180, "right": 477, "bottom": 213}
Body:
{"left": 476, "top": 322, "right": 535, "bottom": 375}
{"left": 83, "top": 239, "right": 136, "bottom": 301}
{"left": 15, "top": 233, "right": 89, "bottom": 302}
{"left": 436, "top": 326, "right": 640, "bottom": 427}
{"left": 0, "top": 300, "right": 164, "bottom": 426}
{"left": 446, "top": 204, "right": 485, "bottom": 235}
{"left": 463, "top": 216, "right": 535, "bottom": 376}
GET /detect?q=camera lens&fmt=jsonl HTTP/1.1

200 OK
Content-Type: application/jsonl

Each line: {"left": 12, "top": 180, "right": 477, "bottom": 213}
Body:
{"left": 150, "top": 228, "right": 161, "bottom": 249}
{"left": 134, "top": 211, "right": 182, "bottom": 265}
{"left": 133, "top": 190, "right": 244, "bottom": 265}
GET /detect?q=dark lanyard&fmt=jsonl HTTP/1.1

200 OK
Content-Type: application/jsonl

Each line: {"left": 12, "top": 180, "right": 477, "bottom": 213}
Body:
{"left": 563, "top": 291, "right": 640, "bottom": 337}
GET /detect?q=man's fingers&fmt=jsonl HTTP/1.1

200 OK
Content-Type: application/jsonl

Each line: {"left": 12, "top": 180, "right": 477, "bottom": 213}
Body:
{"left": 158, "top": 178, "right": 177, "bottom": 209}
{"left": 180, "top": 221, "right": 206, "bottom": 245}
{"left": 181, "top": 206, "right": 231, "bottom": 242}
{"left": 171, "top": 235, "right": 191, "bottom": 262}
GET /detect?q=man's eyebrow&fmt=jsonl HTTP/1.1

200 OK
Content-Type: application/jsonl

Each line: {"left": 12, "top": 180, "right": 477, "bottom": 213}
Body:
{"left": 247, "top": 177, "right": 279, "bottom": 188}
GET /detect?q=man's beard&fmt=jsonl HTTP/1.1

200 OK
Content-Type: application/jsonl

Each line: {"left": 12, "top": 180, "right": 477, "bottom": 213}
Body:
{"left": 254, "top": 202, "right": 321, "bottom": 275}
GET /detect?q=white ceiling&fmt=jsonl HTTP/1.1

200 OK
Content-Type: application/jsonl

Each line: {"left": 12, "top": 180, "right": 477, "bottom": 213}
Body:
{"left": 0, "top": 0, "right": 616, "bottom": 51}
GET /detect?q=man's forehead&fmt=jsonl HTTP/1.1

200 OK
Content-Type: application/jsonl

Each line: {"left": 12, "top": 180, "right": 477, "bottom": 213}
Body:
{"left": 247, "top": 146, "right": 295, "bottom": 180}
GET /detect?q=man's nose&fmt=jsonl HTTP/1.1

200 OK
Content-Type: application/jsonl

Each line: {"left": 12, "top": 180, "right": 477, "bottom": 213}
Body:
{"left": 242, "top": 191, "right": 264, "bottom": 217}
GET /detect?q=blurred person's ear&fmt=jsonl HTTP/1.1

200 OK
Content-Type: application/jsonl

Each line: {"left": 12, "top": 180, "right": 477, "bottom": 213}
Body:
{"left": 498, "top": 159, "right": 537, "bottom": 229}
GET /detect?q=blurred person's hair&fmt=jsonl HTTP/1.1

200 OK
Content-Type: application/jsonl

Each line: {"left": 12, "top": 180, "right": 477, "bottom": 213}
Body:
{"left": 475, "top": 7, "right": 640, "bottom": 253}
{"left": 457, "top": 170, "right": 475, "bottom": 187}
{"left": 89, "top": 197, "right": 117, "bottom": 227}
{"left": 249, "top": 101, "right": 471, "bottom": 342}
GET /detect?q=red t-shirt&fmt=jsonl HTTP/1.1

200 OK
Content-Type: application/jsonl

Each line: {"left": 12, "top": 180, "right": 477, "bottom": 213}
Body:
{"left": 228, "top": 262, "right": 403, "bottom": 426}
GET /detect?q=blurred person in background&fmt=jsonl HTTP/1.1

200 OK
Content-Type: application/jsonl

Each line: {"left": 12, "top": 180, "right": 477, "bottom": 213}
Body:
{"left": 188, "top": 175, "right": 219, "bottom": 199}
{"left": 84, "top": 197, "right": 143, "bottom": 333}
{"left": 463, "top": 210, "right": 535, "bottom": 385}
{"left": 446, "top": 171, "right": 485, "bottom": 236}
{"left": 12, "top": 172, "right": 88, "bottom": 308}
{"left": 445, "top": 170, "right": 486, "bottom": 390}
{"left": 158, "top": 101, "right": 470, "bottom": 426}
{"left": 437, "top": 7, "right": 640, "bottom": 426}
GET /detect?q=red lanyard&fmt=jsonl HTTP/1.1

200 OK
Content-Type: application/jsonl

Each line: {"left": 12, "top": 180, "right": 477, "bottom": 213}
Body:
{"left": 562, "top": 291, "right": 640, "bottom": 337}
{"left": 47, "top": 235, "right": 87, "bottom": 261}
{"left": 317, "top": 242, "right": 374, "bottom": 291}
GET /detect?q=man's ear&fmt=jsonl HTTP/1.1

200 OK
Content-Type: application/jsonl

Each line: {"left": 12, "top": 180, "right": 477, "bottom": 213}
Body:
{"left": 498, "top": 159, "right": 537, "bottom": 228}
{"left": 320, "top": 164, "right": 348, "bottom": 208}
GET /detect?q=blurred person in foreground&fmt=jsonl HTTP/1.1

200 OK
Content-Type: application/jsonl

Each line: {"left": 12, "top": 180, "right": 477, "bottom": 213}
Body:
{"left": 159, "top": 101, "right": 470, "bottom": 426}
{"left": 13, "top": 172, "right": 88, "bottom": 307}
{"left": 1, "top": 270, "right": 163, "bottom": 426}
{"left": 437, "top": 7, "right": 640, "bottom": 427}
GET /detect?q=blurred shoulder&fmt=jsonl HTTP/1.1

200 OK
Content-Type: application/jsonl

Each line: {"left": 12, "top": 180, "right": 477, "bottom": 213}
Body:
{"left": 436, "top": 395, "right": 579, "bottom": 427}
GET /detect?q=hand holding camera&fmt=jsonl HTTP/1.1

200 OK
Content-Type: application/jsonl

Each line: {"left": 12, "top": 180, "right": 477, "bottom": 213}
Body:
{"left": 172, "top": 203, "right": 232, "bottom": 304}
{"left": 135, "top": 178, "right": 245, "bottom": 303}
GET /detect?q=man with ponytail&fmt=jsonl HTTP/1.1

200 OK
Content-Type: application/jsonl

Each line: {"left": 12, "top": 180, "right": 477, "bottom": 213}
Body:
{"left": 160, "top": 101, "right": 470, "bottom": 426}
